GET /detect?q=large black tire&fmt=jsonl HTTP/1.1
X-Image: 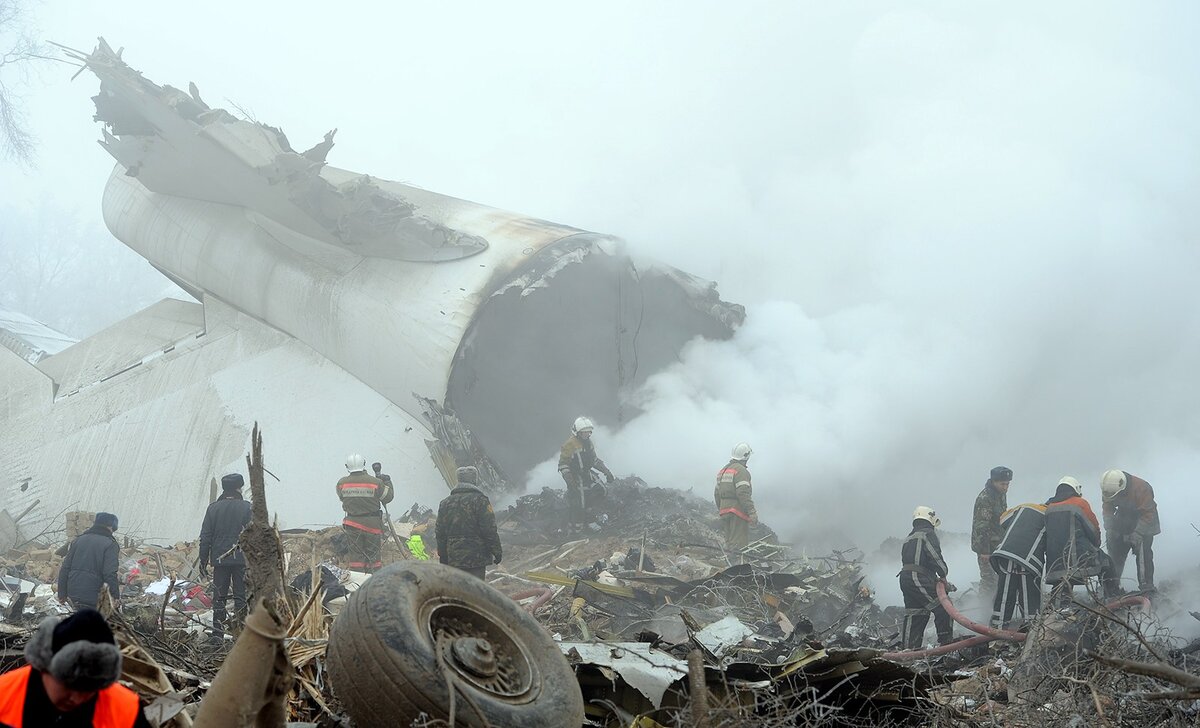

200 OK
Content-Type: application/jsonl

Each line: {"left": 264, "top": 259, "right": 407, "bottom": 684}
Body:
{"left": 327, "top": 562, "right": 583, "bottom": 727}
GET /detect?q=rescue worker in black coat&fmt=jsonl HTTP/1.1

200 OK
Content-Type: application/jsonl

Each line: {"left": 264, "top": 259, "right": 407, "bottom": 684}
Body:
{"left": 436, "top": 467, "right": 502, "bottom": 580}
{"left": 198, "top": 473, "right": 253, "bottom": 640}
{"left": 57, "top": 513, "right": 121, "bottom": 609}
{"left": 1044, "top": 476, "right": 1116, "bottom": 601}
{"left": 990, "top": 501, "right": 1046, "bottom": 629}
{"left": 898, "top": 506, "right": 954, "bottom": 649}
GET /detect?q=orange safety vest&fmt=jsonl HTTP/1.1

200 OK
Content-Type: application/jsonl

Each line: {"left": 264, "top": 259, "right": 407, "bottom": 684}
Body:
{"left": 0, "top": 665, "right": 139, "bottom": 728}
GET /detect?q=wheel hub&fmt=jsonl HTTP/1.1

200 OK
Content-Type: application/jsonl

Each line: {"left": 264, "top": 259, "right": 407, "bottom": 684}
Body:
{"left": 451, "top": 637, "right": 498, "bottom": 678}
{"left": 426, "top": 602, "right": 537, "bottom": 700}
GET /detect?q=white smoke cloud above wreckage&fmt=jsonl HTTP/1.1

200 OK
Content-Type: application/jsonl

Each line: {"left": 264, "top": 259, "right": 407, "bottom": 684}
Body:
{"left": 0, "top": 40, "right": 742, "bottom": 542}
{"left": 561, "top": 6, "right": 1200, "bottom": 602}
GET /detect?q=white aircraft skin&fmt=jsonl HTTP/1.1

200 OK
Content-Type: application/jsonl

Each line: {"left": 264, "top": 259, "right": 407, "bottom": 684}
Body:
{"left": 0, "top": 41, "right": 741, "bottom": 542}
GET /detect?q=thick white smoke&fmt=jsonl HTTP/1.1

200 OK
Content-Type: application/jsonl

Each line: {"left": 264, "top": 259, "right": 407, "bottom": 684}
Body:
{"left": 524, "top": 6, "right": 1200, "bottom": 620}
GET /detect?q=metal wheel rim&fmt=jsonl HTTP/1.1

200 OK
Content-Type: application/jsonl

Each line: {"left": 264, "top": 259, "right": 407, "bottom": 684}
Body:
{"left": 423, "top": 598, "right": 539, "bottom": 701}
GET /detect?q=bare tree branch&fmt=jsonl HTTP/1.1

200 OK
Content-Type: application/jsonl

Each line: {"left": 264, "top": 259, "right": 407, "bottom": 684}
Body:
{"left": 1085, "top": 650, "right": 1200, "bottom": 690}
{"left": 0, "top": 0, "right": 46, "bottom": 164}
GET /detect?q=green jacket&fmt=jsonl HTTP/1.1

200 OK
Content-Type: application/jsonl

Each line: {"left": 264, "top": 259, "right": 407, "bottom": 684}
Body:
{"left": 971, "top": 481, "right": 1008, "bottom": 554}
{"left": 558, "top": 435, "right": 612, "bottom": 488}
{"left": 437, "top": 484, "right": 502, "bottom": 569}
{"left": 714, "top": 460, "right": 757, "bottom": 522}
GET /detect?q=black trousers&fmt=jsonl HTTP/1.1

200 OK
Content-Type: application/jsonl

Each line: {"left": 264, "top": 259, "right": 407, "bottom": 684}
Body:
{"left": 1108, "top": 533, "right": 1155, "bottom": 591}
{"left": 991, "top": 561, "right": 1041, "bottom": 628}
{"left": 450, "top": 564, "right": 486, "bottom": 580}
{"left": 899, "top": 571, "right": 952, "bottom": 649}
{"left": 212, "top": 564, "right": 247, "bottom": 637}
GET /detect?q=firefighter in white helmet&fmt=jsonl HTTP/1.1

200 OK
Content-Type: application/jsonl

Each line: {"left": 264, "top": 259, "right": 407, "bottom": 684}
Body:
{"left": 898, "top": 506, "right": 953, "bottom": 649}
{"left": 335, "top": 453, "right": 393, "bottom": 572}
{"left": 558, "top": 417, "right": 615, "bottom": 530}
{"left": 714, "top": 443, "right": 757, "bottom": 550}
{"left": 1099, "top": 469, "right": 1160, "bottom": 592}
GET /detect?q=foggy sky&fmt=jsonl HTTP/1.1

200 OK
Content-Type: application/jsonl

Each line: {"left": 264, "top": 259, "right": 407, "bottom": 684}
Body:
{"left": 3, "top": 3, "right": 1199, "bottom": 587}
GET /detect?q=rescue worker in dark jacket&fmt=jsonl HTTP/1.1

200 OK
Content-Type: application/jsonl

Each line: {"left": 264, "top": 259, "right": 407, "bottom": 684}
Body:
{"left": 1100, "top": 469, "right": 1160, "bottom": 592}
{"left": 57, "top": 513, "right": 120, "bottom": 609}
{"left": 558, "top": 417, "right": 614, "bottom": 530}
{"left": 1044, "top": 476, "right": 1115, "bottom": 600}
{"left": 971, "top": 466, "right": 1011, "bottom": 599}
{"left": 899, "top": 506, "right": 953, "bottom": 649}
{"left": 436, "top": 467, "right": 502, "bottom": 580}
{"left": 0, "top": 609, "right": 153, "bottom": 727}
{"left": 990, "top": 502, "right": 1046, "bottom": 629}
{"left": 335, "top": 453, "right": 393, "bottom": 572}
{"left": 198, "top": 473, "right": 253, "bottom": 640}
{"left": 714, "top": 442, "right": 758, "bottom": 550}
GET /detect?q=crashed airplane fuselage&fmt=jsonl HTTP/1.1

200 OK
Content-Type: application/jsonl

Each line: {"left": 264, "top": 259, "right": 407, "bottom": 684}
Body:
{"left": 0, "top": 40, "right": 742, "bottom": 541}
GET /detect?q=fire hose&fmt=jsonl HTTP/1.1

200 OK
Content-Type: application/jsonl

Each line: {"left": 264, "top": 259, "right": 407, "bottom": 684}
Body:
{"left": 509, "top": 587, "right": 556, "bottom": 614}
{"left": 881, "top": 581, "right": 1151, "bottom": 661}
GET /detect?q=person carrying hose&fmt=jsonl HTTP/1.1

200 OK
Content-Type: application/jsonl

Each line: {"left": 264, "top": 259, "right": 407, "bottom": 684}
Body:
{"left": 898, "top": 506, "right": 955, "bottom": 649}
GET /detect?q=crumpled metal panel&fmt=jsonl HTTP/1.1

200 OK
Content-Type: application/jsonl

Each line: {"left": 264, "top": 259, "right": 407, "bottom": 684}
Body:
{"left": 560, "top": 641, "right": 688, "bottom": 708}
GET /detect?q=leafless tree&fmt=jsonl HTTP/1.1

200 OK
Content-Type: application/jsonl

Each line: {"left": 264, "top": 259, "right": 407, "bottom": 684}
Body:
{"left": 0, "top": 0, "right": 44, "bottom": 164}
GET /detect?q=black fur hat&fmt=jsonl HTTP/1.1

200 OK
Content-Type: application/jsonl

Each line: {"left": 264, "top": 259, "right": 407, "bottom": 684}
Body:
{"left": 25, "top": 610, "right": 122, "bottom": 691}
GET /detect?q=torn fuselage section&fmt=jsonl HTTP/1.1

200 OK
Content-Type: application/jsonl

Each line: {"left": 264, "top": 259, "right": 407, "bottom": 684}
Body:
{"left": 75, "top": 38, "right": 486, "bottom": 262}
{"left": 447, "top": 235, "right": 745, "bottom": 481}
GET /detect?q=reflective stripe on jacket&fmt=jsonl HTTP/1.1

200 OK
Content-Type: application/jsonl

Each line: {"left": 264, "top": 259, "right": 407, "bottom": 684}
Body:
{"left": 901, "top": 524, "right": 948, "bottom": 579}
{"left": 336, "top": 472, "right": 392, "bottom": 517}
{"left": 992, "top": 503, "right": 1047, "bottom": 576}
{"left": 1044, "top": 494, "right": 1103, "bottom": 583}
{"left": 0, "top": 665, "right": 140, "bottom": 728}
{"left": 714, "top": 460, "right": 756, "bottom": 522}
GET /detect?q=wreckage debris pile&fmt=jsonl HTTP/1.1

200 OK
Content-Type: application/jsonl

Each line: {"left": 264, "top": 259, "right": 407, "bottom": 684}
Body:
{"left": 0, "top": 484, "right": 1194, "bottom": 726}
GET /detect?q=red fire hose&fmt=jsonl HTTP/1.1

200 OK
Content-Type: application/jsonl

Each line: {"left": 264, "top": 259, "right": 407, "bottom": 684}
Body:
{"left": 881, "top": 581, "right": 1151, "bottom": 661}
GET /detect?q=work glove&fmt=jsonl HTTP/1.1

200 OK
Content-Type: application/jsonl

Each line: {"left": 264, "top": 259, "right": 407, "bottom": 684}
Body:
{"left": 198, "top": 562, "right": 209, "bottom": 579}
{"left": 605, "top": 472, "right": 615, "bottom": 483}
{"left": 493, "top": 552, "right": 503, "bottom": 565}
{"left": 944, "top": 581, "right": 958, "bottom": 593}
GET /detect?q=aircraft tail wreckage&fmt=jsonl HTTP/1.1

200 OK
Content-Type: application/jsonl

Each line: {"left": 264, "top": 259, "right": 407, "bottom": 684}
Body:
{"left": 0, "top": 40, "right": 743, "bottom": 540}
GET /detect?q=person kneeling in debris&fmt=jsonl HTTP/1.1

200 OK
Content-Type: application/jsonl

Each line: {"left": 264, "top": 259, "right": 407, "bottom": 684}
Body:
{"left": 0, "top": 608, "right": 152, "bottom": 727}
{"left": 1044, "top": 476, "right": 1116, "bottom": 603}
{"left": 198, "top": 473, "right": 252, "bottom": 641}
{"left": 989, "top": 501, "right": 1046, "bottom": 630}
{"left": 714, "top": 442, "right": 758, "bottom": 551}
{"left": 336, "top": 453, "right": 394, "bottom": 572}
{"left": 436, "top": 466, "right": 502, "bottom": 579}
{"left": 58, "top": 513, "right": 121, "bottom": 610}
{"left": 558, "top": 417, "right": 615, "bottom": 531}
{"left": 899, "top": 506, "right": 954, "bottom": 649}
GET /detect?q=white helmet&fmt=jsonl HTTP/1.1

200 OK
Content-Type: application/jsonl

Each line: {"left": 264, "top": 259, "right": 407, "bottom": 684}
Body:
{"left": 1058, "top": 476, "right": 1083, "bottom": 497}
{"left": 1100, "top": 469, "right": 1127, "bottom": 498}
{"left": 345, "top": 453, "right": 367, "bottom": 472}
{"left": 572, "top": 416, "right": 595, "bottom": 435}
{"left": 912, "top": 506, "right": 941, "bottom": 528}
{"left": 731, "top": 442, "right": 753, "bottom": 461}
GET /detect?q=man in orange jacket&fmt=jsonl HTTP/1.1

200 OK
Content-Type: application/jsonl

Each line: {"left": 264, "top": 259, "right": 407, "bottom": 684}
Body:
{"left": 0, "top": 608, "right": 150, "bottom": 727}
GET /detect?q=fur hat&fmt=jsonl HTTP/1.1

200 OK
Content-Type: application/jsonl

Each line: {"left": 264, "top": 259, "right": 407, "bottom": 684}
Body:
{"left": 94, "top": 512, "right": 118, "bottom": 531}
{"left": 25, "top": 610, "right": 122, "bottom": 691}
{"left": 221, "top": 473, "right": 245, "bottom": 491}
{"left": 456, "top": 466, "right": 478, "bottom": 484}
{"left": 989, "top": 466, "right": 1013, "bottom": 482}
